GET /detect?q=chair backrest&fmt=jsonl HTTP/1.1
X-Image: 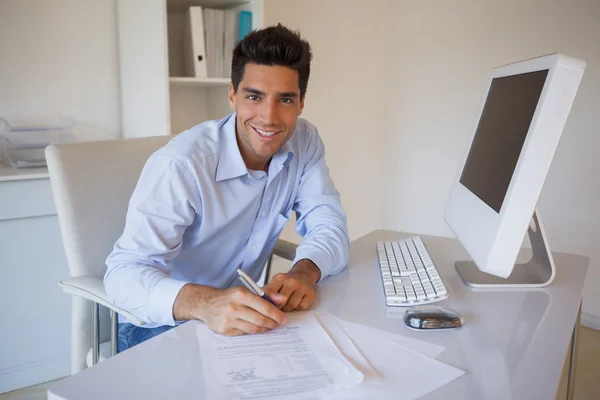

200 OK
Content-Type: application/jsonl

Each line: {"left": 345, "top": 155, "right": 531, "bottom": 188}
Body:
{"left": 46, "top": 135, "right": 172, "bottom": 373}
{"left": 46, "top": 135, "right": 172, "bottom": 279}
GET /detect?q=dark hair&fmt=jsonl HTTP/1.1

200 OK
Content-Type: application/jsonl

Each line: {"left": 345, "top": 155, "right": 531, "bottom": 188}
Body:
{"left": 231, "top": 23, "right": 312, "bottom": 98}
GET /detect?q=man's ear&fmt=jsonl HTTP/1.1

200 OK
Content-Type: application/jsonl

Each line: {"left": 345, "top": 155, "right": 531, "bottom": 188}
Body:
{"left": 228, "top": 82, "right": 236, "bottom": 110}
{"left": 299, "top": 93, "right": 306, "bottom": 115}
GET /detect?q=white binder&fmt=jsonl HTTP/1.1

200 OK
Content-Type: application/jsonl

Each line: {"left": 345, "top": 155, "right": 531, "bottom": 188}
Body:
{"left": 213, "top": 9, "right": 225, "bottom": 78}
{"left": 223, "top": 9, "right": 237, "bottom": 78}
{"left": 203, "top": 8, "right": 216, "bottom": 77}
{"left": 183, "top": 6, "right": 207, "bottom": 78}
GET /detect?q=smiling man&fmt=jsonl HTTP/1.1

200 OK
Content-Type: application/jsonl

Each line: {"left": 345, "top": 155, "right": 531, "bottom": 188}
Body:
{"left": 104, "top": 24, "right": 349, "bottom": 352}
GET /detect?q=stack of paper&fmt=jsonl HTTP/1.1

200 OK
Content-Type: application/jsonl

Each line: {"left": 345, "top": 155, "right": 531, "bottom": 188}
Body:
{"left": 195, "top": 311, "right": 465, "bottom": 400}
{"left": 0, "top": 115, "right": 76, "bottom": 168}
{"left": 319, "top": 312, "right": 465, "bottom": 400}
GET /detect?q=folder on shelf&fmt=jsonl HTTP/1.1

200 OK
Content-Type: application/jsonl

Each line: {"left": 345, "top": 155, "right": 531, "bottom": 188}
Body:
{"left": 203, "top": 8, "right": 217, "bottom": 78}
{"left": 214, "top": 9, "right": 224, "bottom": 79}
{"left": 223, "top": 9, "right": 236, "bottom": 77}
{"left": 238, "top": 10, "right": 252, "bottom": 41}
{"left": 183, "top": 6, "right": 207, "bottom": 78}
{"left": 184, "top": 6, "right": 253, "bottom": 79}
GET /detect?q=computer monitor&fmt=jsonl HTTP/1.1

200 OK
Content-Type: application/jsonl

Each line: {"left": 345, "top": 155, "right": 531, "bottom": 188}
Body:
{"left": 444, "top": 53, "right": 585, "bottom": 288}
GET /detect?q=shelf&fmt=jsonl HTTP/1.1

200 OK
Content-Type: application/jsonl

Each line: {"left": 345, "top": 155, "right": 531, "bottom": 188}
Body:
{"left": 169, "top": 77, "right": 231, "bottom": 87}
{"left": 0, "top": 165, "right": 49, "bottom": 182}
{"left": 167, "top": 0, "right": 251, "bottom": 12}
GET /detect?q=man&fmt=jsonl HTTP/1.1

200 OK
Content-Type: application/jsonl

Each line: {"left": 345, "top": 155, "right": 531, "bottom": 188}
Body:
{"left": 104, "top": 24, "right": 349, "bottom": 352}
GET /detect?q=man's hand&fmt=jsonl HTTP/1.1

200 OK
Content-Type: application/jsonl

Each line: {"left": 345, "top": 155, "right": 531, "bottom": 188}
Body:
{"left": 173, "top": 284, "right": 287, "bottom": 336}
{"left": 264, "top": 259, "right": 321, "bottom": 312}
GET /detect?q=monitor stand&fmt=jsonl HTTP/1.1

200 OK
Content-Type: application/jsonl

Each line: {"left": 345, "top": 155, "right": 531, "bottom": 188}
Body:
{"left": 455, "top": 209, "right": 556, "bottom": 288}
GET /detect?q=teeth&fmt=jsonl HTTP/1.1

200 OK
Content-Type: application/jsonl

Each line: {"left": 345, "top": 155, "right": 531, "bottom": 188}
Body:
{"left": 255, "top": 127, "right": 278, "bottom": 137}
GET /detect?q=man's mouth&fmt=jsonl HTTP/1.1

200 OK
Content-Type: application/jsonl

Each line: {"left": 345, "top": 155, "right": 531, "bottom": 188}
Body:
{"left": 251, "top": 125, "right": 281, "bottom": 138}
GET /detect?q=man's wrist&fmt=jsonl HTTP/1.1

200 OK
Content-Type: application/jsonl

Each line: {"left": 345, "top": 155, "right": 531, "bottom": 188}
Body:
{"left": 172, "top": 283, "right": 217, "bottom": 322}
{"left": 290, "top": 259, "right": 322, "bottom": 285}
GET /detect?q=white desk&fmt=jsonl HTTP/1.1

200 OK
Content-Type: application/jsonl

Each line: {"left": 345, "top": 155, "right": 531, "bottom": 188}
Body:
{"left": 48, "top": 230, "right": 588, "bottom": 400}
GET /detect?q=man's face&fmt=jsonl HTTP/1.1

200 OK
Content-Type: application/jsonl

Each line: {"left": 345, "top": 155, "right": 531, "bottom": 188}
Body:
{"left": 229, "top": 63, "right": 305, "bottom": 170}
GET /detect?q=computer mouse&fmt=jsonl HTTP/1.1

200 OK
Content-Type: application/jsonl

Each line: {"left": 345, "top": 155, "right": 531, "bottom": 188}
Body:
{"left": 404, "top": 306, "right": 464, "bottom": 330}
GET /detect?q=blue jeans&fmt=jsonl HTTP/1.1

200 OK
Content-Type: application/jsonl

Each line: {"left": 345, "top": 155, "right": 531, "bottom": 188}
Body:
{"left": 117, "top": 322, "right": 175, "bottom": 353}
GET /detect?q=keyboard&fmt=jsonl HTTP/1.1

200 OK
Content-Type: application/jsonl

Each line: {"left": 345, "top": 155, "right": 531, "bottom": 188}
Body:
{"left": 376, "top": 236, "right": 448, "bottom": 306}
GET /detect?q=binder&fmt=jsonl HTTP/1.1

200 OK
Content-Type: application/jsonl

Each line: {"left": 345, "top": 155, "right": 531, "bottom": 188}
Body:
{"left": 223, "top": 9, "right": 237, "bottom": 77}
{"left": 183, "top": 6, "right": 207, "bottom": 78}
{"left": 203, "top": 8, "right": 216, "bottom": 77}
{"left": 214, "top": 9, "right": 225, "bottom": 78}
{"left": 238, "top": 10, "right": 252, "bottom": 42}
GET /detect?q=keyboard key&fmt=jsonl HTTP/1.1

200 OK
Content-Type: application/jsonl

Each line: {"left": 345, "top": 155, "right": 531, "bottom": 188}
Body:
{"left": 396, "top": 287, "right": 407, "bottom": 300}
{"left": 386, "top": 295, "right": 405, "bottom": 303}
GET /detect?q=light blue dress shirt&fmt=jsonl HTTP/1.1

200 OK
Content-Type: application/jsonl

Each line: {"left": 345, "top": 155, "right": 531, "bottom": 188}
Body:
{"left": 104, "top": 113, "right": 350, "bottom": 327}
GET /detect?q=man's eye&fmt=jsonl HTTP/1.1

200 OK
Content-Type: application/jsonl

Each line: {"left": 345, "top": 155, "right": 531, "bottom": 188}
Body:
{"left": 247, "top": 95, "right": 259, "bottom": 101}
{"left": 280, "top": 98, "right": 293, "bottom": 104}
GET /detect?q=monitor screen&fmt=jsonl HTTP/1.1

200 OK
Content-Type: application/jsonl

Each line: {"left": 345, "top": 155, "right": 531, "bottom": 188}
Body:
{"left": 459, "top": 69, "right": 549, "bottom": 213}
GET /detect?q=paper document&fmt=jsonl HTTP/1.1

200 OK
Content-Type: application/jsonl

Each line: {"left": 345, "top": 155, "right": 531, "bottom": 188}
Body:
{"left": 314, "top": 311, "right": 382, "bottom": 383}
{"left": 196, "top": 312, "right": 363, "bottom": 400}
{"left": 333, "top": 318, "right": 446, "bottom": 358}
{"left": 324, "top": 317, "right": 465, "bottom": 400}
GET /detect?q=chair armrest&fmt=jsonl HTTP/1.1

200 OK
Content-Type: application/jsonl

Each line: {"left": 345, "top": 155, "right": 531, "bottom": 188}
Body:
{"left": 58, "top": 276, "right": 147, "bottom": 326}
{"left": 273, "top": 239, "right": 298, "bottom": 261}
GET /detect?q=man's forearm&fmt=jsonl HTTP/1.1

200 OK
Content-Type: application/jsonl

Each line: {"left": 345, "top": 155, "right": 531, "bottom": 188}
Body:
{"left": 172, "top": 283, "right": 218, "bottom": 321}
{"left": 291, "top": 259, "right": 322, "bottom": 285}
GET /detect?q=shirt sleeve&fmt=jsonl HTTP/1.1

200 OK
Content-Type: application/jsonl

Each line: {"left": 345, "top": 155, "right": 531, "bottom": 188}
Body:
{"left": 104, "top": 155, "right": 201, "bottom": 326}
{"left": 291, "top": 126, "right": 350, "bottom": 281}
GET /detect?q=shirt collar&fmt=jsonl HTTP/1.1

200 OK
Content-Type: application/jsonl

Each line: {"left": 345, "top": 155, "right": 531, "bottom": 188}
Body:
{"left": 273, "top": 140, "right": 294, "bottom": 168}
{"left": 215, "top": 113, "right": 296, "bottom": 182}
{"left": 216, "top": 114, "right": 248, "bottom": 182}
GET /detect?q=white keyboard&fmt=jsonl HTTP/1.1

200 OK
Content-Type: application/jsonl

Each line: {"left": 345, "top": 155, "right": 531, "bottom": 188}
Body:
{"left": 376, "top": 236, "right": 448, "bottom": 306}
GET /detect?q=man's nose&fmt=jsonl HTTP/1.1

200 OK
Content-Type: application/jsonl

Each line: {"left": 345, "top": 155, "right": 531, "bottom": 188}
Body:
{"left": 259, "top": 99, "right": 278, "bottom": 125}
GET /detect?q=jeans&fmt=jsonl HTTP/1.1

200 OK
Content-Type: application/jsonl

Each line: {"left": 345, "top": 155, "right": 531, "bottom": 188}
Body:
{"left": 117, "top": 322, "right": 175, "bottom": 353}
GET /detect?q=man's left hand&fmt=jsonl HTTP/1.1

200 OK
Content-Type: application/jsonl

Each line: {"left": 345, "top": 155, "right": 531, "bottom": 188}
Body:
{"left": 263, "top": 259, "right": 321, "bottom": 312}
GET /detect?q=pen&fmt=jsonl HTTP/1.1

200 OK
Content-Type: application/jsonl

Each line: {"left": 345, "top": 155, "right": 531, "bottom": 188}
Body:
{"left": 237, "top": 268, "right": 276, "bottom": 305}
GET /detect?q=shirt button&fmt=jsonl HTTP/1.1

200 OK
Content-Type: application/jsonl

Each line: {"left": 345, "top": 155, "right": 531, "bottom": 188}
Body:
{"left": 260, "top": 212, "right": 266, "bottom": 217}
{"left": 252, "top": 245, "right": 257, "bottom": 251}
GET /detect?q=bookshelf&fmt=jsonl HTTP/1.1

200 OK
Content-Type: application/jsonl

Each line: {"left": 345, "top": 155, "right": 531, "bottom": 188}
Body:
{"left": 169, "top": 77, "right": 231, "bottom": 87}
{"left": 116, "top": 0, "right": 263, "bottom": 138}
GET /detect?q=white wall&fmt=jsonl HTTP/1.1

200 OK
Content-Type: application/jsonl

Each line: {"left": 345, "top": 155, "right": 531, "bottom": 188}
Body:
{"left": 385, "top": 0, "right": 600, "bottom": 322}
{"left": 0, "top": 0, "right": 122, "bottom": 392}
{"left": 0, "top": 0, "right": 122, "bottom": 141}
{"left": 264, "top": 0, "right": 388, "bottom": 243}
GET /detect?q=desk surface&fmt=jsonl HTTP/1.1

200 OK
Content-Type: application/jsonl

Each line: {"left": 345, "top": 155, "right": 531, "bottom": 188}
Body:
{"left": 48, "top": 230, "right": 589, "bottom": 400}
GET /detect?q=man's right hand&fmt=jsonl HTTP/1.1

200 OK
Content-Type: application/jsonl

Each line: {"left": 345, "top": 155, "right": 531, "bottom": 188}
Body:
{"left": 173, "top": 283, "right": 288, "bottom": 336}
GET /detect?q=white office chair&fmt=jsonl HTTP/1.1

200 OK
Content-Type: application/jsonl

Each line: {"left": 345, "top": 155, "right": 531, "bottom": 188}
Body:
{"left": 45, "top": 135, "right": 298, "bottom": 374}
